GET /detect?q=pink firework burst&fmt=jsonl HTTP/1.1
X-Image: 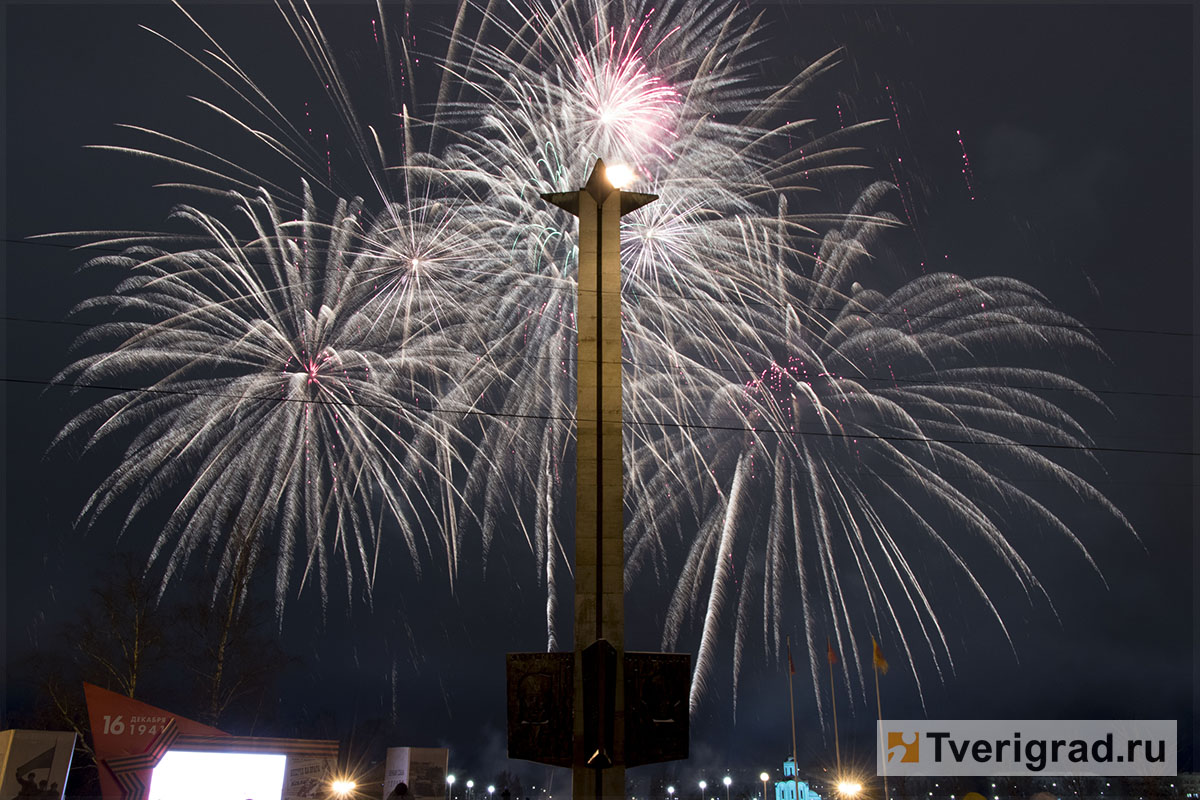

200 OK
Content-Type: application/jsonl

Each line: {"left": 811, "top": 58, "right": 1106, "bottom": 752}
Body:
{"left": 574, "top": 18, "right": 681, "bottom": 169}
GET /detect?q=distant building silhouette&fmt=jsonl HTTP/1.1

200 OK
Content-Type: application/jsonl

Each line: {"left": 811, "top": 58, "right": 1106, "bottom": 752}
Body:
{"left": 772, "top": 758, "right": 821, "bottom": 800}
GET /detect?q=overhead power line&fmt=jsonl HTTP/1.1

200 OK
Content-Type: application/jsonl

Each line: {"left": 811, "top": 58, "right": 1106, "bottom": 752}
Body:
{"left": 5, "top": 237, "right": 1195, "bottom": 339}
{"left": 4, "top": 374, "right": 1196, "bottom": 459}
{"left": 3, "top": 313, "right": 1194, "bottom": 402}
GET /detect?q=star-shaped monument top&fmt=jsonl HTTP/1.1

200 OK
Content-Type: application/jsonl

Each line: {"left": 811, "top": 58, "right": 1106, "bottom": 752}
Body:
{"left": 541, "top": 159, "right": 657, "bottom": 217}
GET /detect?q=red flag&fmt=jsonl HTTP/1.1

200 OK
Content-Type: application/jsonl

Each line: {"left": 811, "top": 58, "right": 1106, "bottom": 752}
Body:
{"left": 872, "top": 637, "right": 889, "bottom": 675}
{"left": 826, "top": 639, "right": 838, "bottom": 666}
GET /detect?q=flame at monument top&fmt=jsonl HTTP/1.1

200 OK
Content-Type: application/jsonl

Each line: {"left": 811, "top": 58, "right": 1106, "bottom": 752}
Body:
{"left": 605, "top": 163, "right": 635, "bottom": 188}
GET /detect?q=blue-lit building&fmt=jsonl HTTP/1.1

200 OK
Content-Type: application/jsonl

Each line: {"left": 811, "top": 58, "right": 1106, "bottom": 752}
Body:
{"left": 773, "top": 758, "right": 822, "bottom": 800}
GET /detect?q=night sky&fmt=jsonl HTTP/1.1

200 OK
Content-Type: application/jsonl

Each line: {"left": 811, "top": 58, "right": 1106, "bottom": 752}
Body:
{"left": 2, "top": 0, "right": 1195, "bottom": 793}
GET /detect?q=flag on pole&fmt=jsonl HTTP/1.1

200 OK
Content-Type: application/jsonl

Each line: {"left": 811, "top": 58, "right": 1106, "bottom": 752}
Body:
{"left": 871, "top": 637, "right": 889, "bottom": 675}
{"left": 16, "top": 746, "right": 56, "bottom": 777}
{"left": 786, "top": 641, "right": 795, "bottom": 674}
{"left": 826, "top": 639, "right": 837, "bottom": 666}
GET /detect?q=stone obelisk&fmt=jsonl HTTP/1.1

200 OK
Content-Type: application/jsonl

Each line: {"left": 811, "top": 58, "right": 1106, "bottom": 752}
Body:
{"left": 542, "top": 160, "right": 656, "bottom": 800}
{"left": 507, "top": 160, "right": 687, "bottom": 800}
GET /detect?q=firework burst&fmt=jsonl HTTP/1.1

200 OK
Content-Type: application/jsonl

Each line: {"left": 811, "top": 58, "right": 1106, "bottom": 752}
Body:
{"left": 52, "top": 0, "right": 1134, "bottom": 715}
{"left": 627, "top": 189, "right": 1133, "bottom": 712}
{"left": 53, "top": 184, "right": 482, "bottom": 612}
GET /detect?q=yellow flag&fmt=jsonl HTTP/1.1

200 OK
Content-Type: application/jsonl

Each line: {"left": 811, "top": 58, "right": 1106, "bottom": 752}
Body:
{"left": 872, "top": 636, "right": 889, "bottom": 675}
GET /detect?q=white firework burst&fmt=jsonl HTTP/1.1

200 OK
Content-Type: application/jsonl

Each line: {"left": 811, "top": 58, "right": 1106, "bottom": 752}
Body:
{"left": 52, "top": 0, "right": 1135, "bottom": 716}
{"left": 54, "top": 184, "right": 482, "bottom": 612}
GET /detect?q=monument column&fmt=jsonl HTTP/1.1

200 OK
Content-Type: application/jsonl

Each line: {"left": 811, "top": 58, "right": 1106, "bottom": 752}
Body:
{"left": 507, "top": 161, "right": 687, "bottom": 800}
{"left": 547, "top": 161, "right": 654, "bottom": 800}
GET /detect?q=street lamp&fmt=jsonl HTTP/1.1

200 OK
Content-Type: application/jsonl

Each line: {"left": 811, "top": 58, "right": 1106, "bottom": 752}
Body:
{"left": 723, "top": 776, "right": 732, "bottom": 800}
{"left": 446, "top": 774, "right": 456, "bottom": 800}
{"left": 760, "top": 773, "right": 770, "bottom": 800}
{"left": 467, "top": 780, "right": 475, "bottom": 800}
{"left": 836, "top": 782, "right": 861, "bottom": 798}
{"left": 668, "top": 787, "right": 675, "bottom": 800}
{"left": 699, "top": 780, "right": 707, "bottom": 800}
{"left": 488, "top": 787, "right": 495, "bottom": 800}
{"left": 332, "top": 779, "right": 357, "bottom": 799}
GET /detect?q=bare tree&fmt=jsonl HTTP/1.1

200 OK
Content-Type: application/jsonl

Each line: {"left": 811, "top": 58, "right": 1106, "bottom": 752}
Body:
{"left": 493, "top": 770, "right": 525, "bottom": 800}
{"left": 21, "top": 544, "right": 289, "bottom": 796}
{"left": 172, "top": 526, "right": 287, "bottom": 729}
{"left": 20, "top": 554, "right": 170, "bottom": 795}
{"left": 69, "top": 555, "right": 171, "bottom": 699}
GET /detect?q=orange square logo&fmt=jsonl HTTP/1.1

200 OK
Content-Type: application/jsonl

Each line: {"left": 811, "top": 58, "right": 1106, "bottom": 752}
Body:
{"left": 886, "top": 731, "right": 920, "bottom": 763}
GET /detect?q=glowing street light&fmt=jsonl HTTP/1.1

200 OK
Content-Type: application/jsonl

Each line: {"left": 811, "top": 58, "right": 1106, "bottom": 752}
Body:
{"left": 760, "top": 773, "right": 770, "bottom": 800}
{"left": 836, "top": 782, "right": 862, "bottom": 798}
{"left": 723, "top": 776, "right": 732, "bottom": 800}
{"left": 699, "top": 779, "right": 708, "bottom": 800}
{"left": 488, "top": 787, "right": 495, "bottom": 799}
{"left": 668, "top": 787, "right": 676, "bottom": 800}
{"left": 446, "top": 774, "right": 456, "bottom": 800}
{"left": 467, "top": 780, "right": 475, "bottom": 800}
{"left": 331, "top": 779, "right": 357, "bottom": 798}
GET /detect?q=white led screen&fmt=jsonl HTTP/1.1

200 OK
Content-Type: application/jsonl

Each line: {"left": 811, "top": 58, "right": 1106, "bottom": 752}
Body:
{"left": 147, "top": 750, "right": 288, "bottom": 800}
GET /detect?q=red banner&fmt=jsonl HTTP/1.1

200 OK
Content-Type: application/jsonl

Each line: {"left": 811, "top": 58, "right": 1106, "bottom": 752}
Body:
{"left": 83, "top": 683, "right": 227, "bottom": 800}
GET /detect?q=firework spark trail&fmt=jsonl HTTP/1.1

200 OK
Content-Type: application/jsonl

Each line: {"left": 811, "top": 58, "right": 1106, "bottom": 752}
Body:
{"left": 957, "top": 128, "right": 976, "bottom": 200}
{"left": 53, "top": 0, "right": 1135, "bottom": 715}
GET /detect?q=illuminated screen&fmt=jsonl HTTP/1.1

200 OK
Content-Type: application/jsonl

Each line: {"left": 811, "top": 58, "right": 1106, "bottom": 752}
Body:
{"left": 147, "top": 750, "right": 287, "bottom": 800}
